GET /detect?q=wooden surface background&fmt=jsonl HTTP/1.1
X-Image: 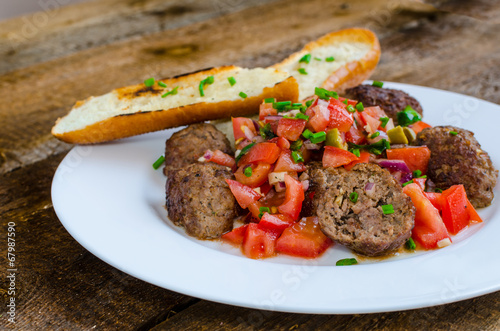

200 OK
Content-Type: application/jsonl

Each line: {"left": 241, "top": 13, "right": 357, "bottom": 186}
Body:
{"left": 1, "top": 0, "right": 499, "bottom": 329}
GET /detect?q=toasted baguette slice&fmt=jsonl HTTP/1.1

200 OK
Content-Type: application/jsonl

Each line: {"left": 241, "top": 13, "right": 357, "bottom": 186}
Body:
{"left": 272, "top": 28, "right": 380, "bottom": 100}
{"left": 52, "top": 66, "right": 298, "bottom": 144}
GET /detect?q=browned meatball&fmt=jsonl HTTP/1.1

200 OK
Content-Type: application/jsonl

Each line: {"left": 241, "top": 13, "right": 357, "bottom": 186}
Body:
{"left": 413, "top": 126, "right": 497, "bottom": 208}
{"left": 164, "top": 123, "right": 233, "bottom": 174}
{"left": 310, "top": 163, "right": 415, "bottom": 256}
{"left": 343, "top": 84, "right": 423, "bottom": 125}
{"left": 166, "top": 162, "right": 236, "bottom": 239}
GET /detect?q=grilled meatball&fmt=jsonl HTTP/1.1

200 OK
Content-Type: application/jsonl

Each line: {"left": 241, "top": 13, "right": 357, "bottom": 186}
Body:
{"left": 413, "top": 126, "right": 497, "bottom": 208}
{"left": 310, "top": 163, "right": 414, "bottom": 256}
{"left": 343, "top": 84, "right": 423, "bottom": 125}
{"left": 166, "top": 162, "right": 236, "bottom": 239}
{"left": 164, "top": 123, "right": 233, "bottom": 174}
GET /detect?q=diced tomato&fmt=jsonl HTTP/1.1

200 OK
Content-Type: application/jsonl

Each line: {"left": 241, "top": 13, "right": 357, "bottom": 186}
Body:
{"left": 274, "top": 149, "right": 306, "bottom": 172}
{"left": 259, "top": 212, "right": 295, "bottom": 235}
{"left": 226, "top": 179, "right": 261, "bottom": 209}
{"left": 277, "top": 118, "right": 307, "bottom": 141}
{"left": 328, "top": 98, "right": 354, "bottom": 132}
{"left": 238, "top": 142, "right": 281, "bottom": 166}
{"left": 308, "top": 100, "right": 331, "bottom": 132}
{"left": 345, "top": 124, "right": 366, "bottom": 144}
{"left": 466, "top": 199, "right": 483, "bottom": 224}
{"left": 234, "top": 163, "right": 272, "bottom": 188}
{"left": 221, "top": 225, "right": 248, "bottom": 245}
{"left": 278, "top": 174, "right": 305, "bottom": 220}
{"left": 242, "top": 223, "right": 276, "bottom": 259}
{"left": 364, "top": 106, "right": 386, "bottom": 118}
{"left": 413, "top": 177, "right": 426, "bottom": 191}
{"left": 323, "top": 146, "right": 359, "bottom": 168}
{"left": 410, "top": 121, "right": 432, "bottom": 134}
{"left": 386, "top": 146, "right": 431, "bottom": 174}
{"left": 232, "top": 117, "right": 257, "bottom": 141}
{"left": 338, "top": 97, "right": 358, "bottom": 106}
{"left": 259, "top": 181, "right": 272, "bottom": 196}
{"left": 275, "top": 217, "right": 333, "bottom": 258}
{"left": 403, "top": 183, "right": 450, "bottom": 249}
{"left": 277, "top": 136, "right": 290, "bottom": 150}
{"left": 206, "top": 149, "right": 235, "bottom": 168}
{"left": 359, "top": 111, "right": 381, "bottom": 134}
{"left": 424, "top": 192, "right": 442, "bottom": 211}
{"left": 259, "top": 102, "right": 277, "bottom": 120}
{"left": 344, "top": 151, "right": 370, "bottom": 171}
{"left": 248, "top": 201, "right": 263, "bottom": 219}
{"left": 440, "top": 185, "right": 470, "bottom": 234}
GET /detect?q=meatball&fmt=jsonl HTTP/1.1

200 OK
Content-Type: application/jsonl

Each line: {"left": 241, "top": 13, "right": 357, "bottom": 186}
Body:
{"left": 310, "top": 163, "right": 415, "bottom": 256}
{"left": 164, "top": 123, "right": 233, "bottom": 174}
{"left": 413, "top": 126, "right": 497, "bottom": 208}
{"left": 343, "top": 84, "right": 423, "bottom": 125}
{"left": 166, "top": 162, "right": 237, "bottom": 239}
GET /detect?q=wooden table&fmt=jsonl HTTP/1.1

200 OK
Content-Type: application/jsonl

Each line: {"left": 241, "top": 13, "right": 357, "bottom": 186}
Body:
{"left": 1, "top": 0, "right": 499, "bottom": 329}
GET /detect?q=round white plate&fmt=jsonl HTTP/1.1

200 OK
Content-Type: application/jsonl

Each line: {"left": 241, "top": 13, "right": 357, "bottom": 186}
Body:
{"left": 51, "top": 82, "right": 500, "bottom": 314}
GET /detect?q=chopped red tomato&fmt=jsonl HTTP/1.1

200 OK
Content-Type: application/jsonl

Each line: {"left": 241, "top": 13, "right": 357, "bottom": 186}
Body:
{"left": 259, "top": 212, "right": 295, "bottom": 235}
{"left": 232, "top": 117, "right": 257, "bottom": 141}
{"left": 323, "top": 146, "right": 359, "bottom": 168}
{"left": 259, "top": 102, "right": 277, "bottom": 120}
{"left": 364, "top": 106, "right": 386, "bottom": 118}
{"left": 277, "top": 118, "right": 307, "bottom": 141}
{"left": 413, "top": 177, "right": 426, "bottom": 191}
{"left": 221, "top": 225, "right": 248, "bottom": 245}
{"left": 328, "top": 98, "right": 354, "bottom": 132}
{"left": 275, "top": 217, "right": 333, "bottom": 258}
{"left": 410, "top": 121, "right": 432, "bottom": 134}
{"left": 278, "top": 174, "right": 305, "bottom": 220}
{"left": 424, "top": 192, "right": 442, "bottom": 211}
{"left": 234, "top": 163, "right": 272, "bottom": 188}
{"left": 344, "top": 151, "right": 370, "bottom": 171}
{"left": 440, "top": 185, "right": 470, "bottom": 234}
{"left": 242, "top": 223, "right": 276, "bottom": 259}
{"left": 205, "top": 149, "right": 235, "bottom": 168}
{"left": 386, "top": 146, "right": 431, "bottom": 174}
{"left": 359, "top": 111, "right": 381, "bottom": 134}
{"left": 274, "top": 149, "right": 306, "bottom": 172}
{"left": 238, "top": 142, "right": 281, "bottom": 166}
{"left": 226, "top": 179, "right": 261, "bottom": 209}
{"left": 248, "top": 201, "right": 263, "bottom": 219}
{"left": 403, "top": 183, "right": 450, "bottom": 249}
{"left": 345, "top": 124, "right": 366, "bottom": 144}
{"left": 338, "top": 97, "right": 358, "bottom": 106}
{"left": 308, "top": 100, "right": 330, "bottom": 132}
{"left": 277, "top": 136, "right": 290, "bottom": 150}
{"left": 466, "top": 199, "right": 483, "bottom": 224}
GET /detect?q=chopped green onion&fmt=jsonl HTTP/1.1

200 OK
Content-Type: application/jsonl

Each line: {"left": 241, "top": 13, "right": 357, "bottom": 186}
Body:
{"left": 349, "top": 192, "right": 358, "bottom": 203}
{"left": 413, "top": 169, "right": 422, "bottom": 178}
{"left": 450, "top": 131, "right": 458, "bottom": 136}
{"left": 305, "top": 100, "right": 313, "bottom": 107}
{"left": 235, "top": 142, "right": 255, "bottom": 163}
{"left": 355, "top": 102, "right": 364, "bottom": 112}
{"left": 258, "top": 206, "right": 270, "bottom": 219}
{"left": 260, "top": 123, "right": 276, "bottom": 140}
{"left": 380, "top": 117, "right": 390, "bottom": 128}
{"left": 158, "top": 81, "right": 167, "bottom": 88}
{"left": 326, "top": 57, "right": 335, "bottom": 62}
{"left": 295, "top": 113, "right": 309, "bottom": 121}
{"left": 397, "top": 106, "right": 422, "bottom": 127}
{"left": 161, "top": 86, "right": 179, "bottom": 98}
{"left": 352, "top": 148, "right": 360, "bottom": 157}
{"left": 292, "top": 102, "right": 303, "bottom": 108}
{"left": 274, "top": 100, "right": 292, "bottom": 111}
{"left": 228, "top": 76, "right": 236, "bottom": 86}
{"left": 152, "top": 155, "right": 165, "bottom": 169}
{"left": 370, "top": 132, "right": 380, "bottom": 139}
{"left": 342, "top": 99, "right": 348, "bottom": 105}
{"left": 402, "top": 179, "right": 413, "bottom": 187}
{"left": 290, "top": 139, "right": 303, "bottom": 151}
{"left": 298, "top": 68, "right": 308, "bottom": 75}
{"left": 347, "top": 104, "right": 356, "bottom": 113}
{"left": 144, "top": 77, "right": 155, "bottom": 87}
{"left": 336, "top": 258, "right": 357, "bottom": 266}
{"left": 239, "top": 92, "right": 247, "bottom": 98}
{"left": 314, "top": 57, "right": 322, "bottom": 61}
{"left": 310, "top": 131, "right": 326, "bottom": 144}
{"left": 299, "top": 53, "right": 311, "bottom": 64}
{"left": 264, "top": 98, "right": 275, "bottom": 103}
{"left": 199, "top": 75, "right": 214, "bottom": 97}
{"left": 381, "top": 204, "right": 395, "bottom": 214}
{"left": 302, "top": 129, "right": 314, "bottom": 139}
{"left": 315, "top": 87, "right": 338, "bottom": 100}
{"left": 372, "top": 80, "right": 384, "bottom": 88}
{"left": 435, "top": 188, "right": 443, "bottom": 193}
{"left": 349, "top": 139, "right": 389, "bottom": 155}
{"left": 405, "top": 238, "right": 416, "bottom": 250}
{"left": 291, "top": 150, "right": 304, "bottom": 163}
{"left": 244, "top": 166, "right": 253, "bottom": 177}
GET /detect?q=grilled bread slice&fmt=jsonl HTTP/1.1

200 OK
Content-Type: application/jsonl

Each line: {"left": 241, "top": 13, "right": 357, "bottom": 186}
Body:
{"left": 51, "top": 66, "right": 298, "bottom": 144}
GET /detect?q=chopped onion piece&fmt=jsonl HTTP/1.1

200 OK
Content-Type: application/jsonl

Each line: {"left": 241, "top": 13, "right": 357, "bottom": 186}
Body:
{"left": 304, "top": 140, "right": 321, "bottom": 150}
{"left": 400, "top": 172, "right": 413, "bottom": 184}
{"left": 252, "top": 135, "right": 265, "bottom": 144}
{"left": 243, "top": 125, "right": 256, "bottom": 140}
{"left": 364, "top": 182, "right": 375, "bottom": 191}
{"left": 301, "top": 180, "right": 310, "bottom": 191}
{"left": 268, "top": 172, "right": 287, "bottom": 185}
{"left": 437, "top": 238, "right": 452, "bottom": 248}
{"left": 264, "top": 115, "right": 283, "bottom": 123}
{"left": 376, "top": 159, "right": 411, "bottom": 173}
{"left": 299, "top": 172, "right": 309, "bottom": 181}
{"left": 275, "top": 181, "right": 286, "bottom": 192}
{"left": 367, "top": 130, "right": 388, "bottom": 144}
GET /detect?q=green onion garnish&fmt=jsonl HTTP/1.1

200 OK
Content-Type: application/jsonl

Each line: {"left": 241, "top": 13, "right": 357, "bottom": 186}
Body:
{"left": 402, "top": 180, "right": 413, "bottom": 187}
{"left": 349, "top": 192, "right": 358, "bottom": 203}
{"left": 397, "top": 106, "right": 422, "bottom": 127}
{"left": 325, "top": 57, "right": 335, "bottom": 62}
{"left": 258, "top": 206, "right": 270, "bottom": 218}
{"left": 342, "top": 99, "right": 348, "bottom": 105}
{"left": 435, "top": 188, "right": 443, "bottom": 193}
{"left": 302, "top": 129, "right": 314, "bottom": 139}
{"left": 305, "top": 100, "right": 313, "bottom": 107}
{"left": 244, "top": 166, "right": 253, "bottom": 177}
{"left": 380, "top": 117, "right": 390, "bottom": 128}
{"left": 314, "top": 57, "right": 322, "bottom": 61}
{"left": 381, "top": 204, "right": 394, "bottom": 214}
{"left": 235, "top": 142, "right": 255, "bottom": 163}
{"left": 370, "top": 132, "right": 380, "bottom": 139}
{"left": 239, "top": 92, "right": 247, "bottom": 98}
{"left": 347, "top": 104, "right": 356, "bottom": 113}
{"left": 352, "top": 148, "right": 360, "bottom": 157}
{"left": 290, "top": 139, "right": 303, "bottom": 151}
{"left": 199, "top": 75, "right": 214, "bottom": 97}
{"left": 413, "top": 169, "right": 422, "bottom": 178}
{"left": 291, "top": 151, "right": 304, "bottom": 163}
{"left": 161, "top": 86, "right": 179, "bottom": 98}
{"left": 336, "top": 258, "right": 357, "bottom": 266}
{"left": 264, "top": 98, "right": 275, "bottom": 103}
{"left": 315, "top": 87, "right": 338, "bottom": 100}
{"left": 144, "top": 77, "right": 155, "bottom": 87}
{"left": 260, "top": 123, "right": 276, "bottom": 140}
{"left": 158, "top": 81, "right": 167, "bottom": 88}
{"left": 295, "top": 113, "right": 309, "bottom": 121}
{"left": 152, "top": 155, "right": 165, "bottom": 170}
{"left": 355, "top": 102, "right": 364, "bottom": 112}
{"left": 228, "top": 76, "right": 236, "bottom": 86}
{"left": 298, "top": 68, "right": 308, "bottom": 75}
{"left": 299, "top": 53, "right": 311, "bottom": 64}
{"left": 405, "top": 238, "right": 416, "bottom": 250}
{"left": 450, "top": 131, "right": 458, "bottom": 136}
{"left": 372, "top": 80, "right": 384, "bottom": 88}
{"left": 274, "top": 101, "right": 292, "bottom": 111}
{"left": 310, "top": 131, "right": 326, "bottom": 144}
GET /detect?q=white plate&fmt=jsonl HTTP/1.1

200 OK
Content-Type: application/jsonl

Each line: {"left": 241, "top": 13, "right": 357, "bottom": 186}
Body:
{"left": 51, "top": 82, "right": 500, "bottom": 314}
